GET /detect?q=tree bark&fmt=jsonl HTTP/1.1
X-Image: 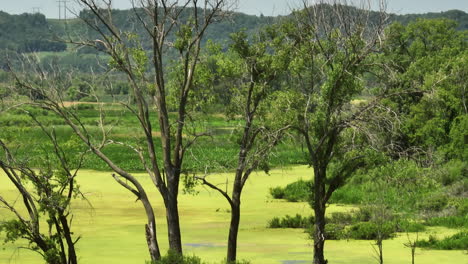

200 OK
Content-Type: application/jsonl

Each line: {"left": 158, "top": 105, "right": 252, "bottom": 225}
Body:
{"left": 313, "top": 206, "right": 327, "bottom": 264}
{"left": 145, "top": 221, "right": 160, "bottom": 261}
{"left": 132, "top": 178, "right": 160, "bottom": 261}
{"left": 141, "top": 197, "right": 161, "bottom": 261}
{"left": 380, "top": 243, "right": 384, "bottom": 264}
{"left": 227, "top": 198, "right": 241, "bottom": 263}
{"left": 164, "top": 194, "right": 183, "bottom": 253}
{"left": 58, "top": 214, "right": 77, "bottom": 264}
{"left": 313, "top": 167, "right": 328, "bottom": 264}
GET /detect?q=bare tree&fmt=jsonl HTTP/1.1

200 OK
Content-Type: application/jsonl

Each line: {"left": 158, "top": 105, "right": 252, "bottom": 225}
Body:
{"left": 9, "top": 63, "right": 164, "bottom": 260}
{"left": 9, "top": 0, "right": 236, "bottom": 260}
{"left": 0, "top": 111, "right": 85, "bottom": 264}
{"left": 404, "top": 232, "right": 419, "bottom": 264}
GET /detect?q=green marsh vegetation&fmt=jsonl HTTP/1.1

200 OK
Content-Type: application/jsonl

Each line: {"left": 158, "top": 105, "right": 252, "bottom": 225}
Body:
{"left": 1, "top": 167, "right": 466, "bottom": 264}
{"left": 0, "top": 103, "right": 304, "bottom": 172}
{"left": 0, "top": 0, "right": 467, "bottom": 263}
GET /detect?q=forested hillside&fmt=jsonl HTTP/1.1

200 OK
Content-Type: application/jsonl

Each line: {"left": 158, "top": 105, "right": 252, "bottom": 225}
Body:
{"left": 0, "top": 7, "right": 467, "bottom": 55}
{"left": 0, "top": 11, "right": 66, "bottom": 52}
{"left": 393, "top": 9, "right": 468, "bottom": 30}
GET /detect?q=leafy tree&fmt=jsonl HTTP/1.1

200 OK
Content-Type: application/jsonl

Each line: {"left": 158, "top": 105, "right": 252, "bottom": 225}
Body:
{"left": 196, "top": 28, "right": 291, "bottom": 262}
{"left": 379, "top": 18, "right": 467, "bottom": 161}
{"left": 280, "top": 1, "right": 390, "bottom": 263}
{"left": 68, "top": 79, "right": 92, "bottom": 101}
{"left": 391, "top": 10, "right": 468, "bottom": 31}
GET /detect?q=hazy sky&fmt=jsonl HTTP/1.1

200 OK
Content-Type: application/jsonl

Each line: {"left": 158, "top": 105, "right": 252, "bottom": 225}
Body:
{"left": 1, "top": 0, "right": 468, "bottom": 18}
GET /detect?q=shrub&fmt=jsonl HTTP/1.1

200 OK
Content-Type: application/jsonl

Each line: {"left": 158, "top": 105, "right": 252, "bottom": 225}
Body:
{"left": 425, "top": 215, "right": 468, "bottom": 228}
{"left": 148, "top": 250, "right": 204, "bottom": 264}
{"left": 269, "top": 180, "right": 312, "bottom": 202}
{"left": 418, "top": 194, "right": 449, "bottom": 212}
{"left": 326, "top": 212, "right": 355, "bottom": 225}
{"left": 268, "top": 217, "right": 281, "bottom": 228}
{"left": 438, "top": 160, "right": 466, "bottom": 186}
{"left": 456, "top": 199, "right": 468, "bottom": 216}
{"left": 347, "top": 222, "right": 396, "bottom": 240}
{"left": 396, "top": 219, "right": 426, "bottom": 232}
{"left": 76, "top": 103, "right": 96, "bottom": 110}
{"left": 324, "top": 223, "right": 346, "bottom": 240}
{"left": 267, "top": 214, "right": 314, "bottom": 229}
{"left": 225, "top": 260, "right": 251, "bottom": 264}
{"left": 269, "top": 186, "right": 285, "bottom": 199}
{"left": 306, "top": 223, "right": 346, "bottom": 240}
{"left": 415, "top": 232, "right": 468, "bottom": 250}
{"left": 354, "top": 206, "right": 373, "bottom": 222}
{"left": 329, "top": 185, "right": 365, "bottom": 204}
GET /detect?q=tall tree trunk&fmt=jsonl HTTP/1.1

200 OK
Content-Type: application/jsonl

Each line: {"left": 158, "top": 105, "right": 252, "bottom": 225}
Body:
{"left": 227, "top": 198, "right": 241, "bottom": 263}
{"left": 313, "top": 206, "right": 327, "bottom": 264}
{"left": 313, "top": 167, "right": 328, "bottom": 264}
{"left": 165, "top": 194, "right": 183, "bottom": 253}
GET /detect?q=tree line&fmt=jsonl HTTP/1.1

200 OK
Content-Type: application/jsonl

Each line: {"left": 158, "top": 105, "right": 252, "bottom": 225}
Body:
{"left": 1, "top": 3, "right": 468, "bottom": 55}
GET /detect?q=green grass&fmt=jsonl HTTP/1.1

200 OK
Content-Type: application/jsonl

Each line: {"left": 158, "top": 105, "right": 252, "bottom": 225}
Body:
{"left": 1, "top": 166, "right": 466, "bottom": 264}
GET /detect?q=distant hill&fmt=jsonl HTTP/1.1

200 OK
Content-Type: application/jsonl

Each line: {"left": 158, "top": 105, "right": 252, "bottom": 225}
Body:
{"left": 59, "top": 8, "right": 277, "bottom": 51}
{"left": 0, "top": 11, "right": 66, "bottom": 52}
{"left": 0, "top": 6, "right": 467, "bottom": 54}
{"left": 391, "top": 9, "right": 468, "bottom": 30}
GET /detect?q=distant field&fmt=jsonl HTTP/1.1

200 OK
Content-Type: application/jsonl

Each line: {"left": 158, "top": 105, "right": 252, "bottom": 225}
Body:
{"left": 0, "top": 103, "right": 306, "bottom": 172}
{"left": 1, "top": 166, "right": 466, "bottom": 264}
